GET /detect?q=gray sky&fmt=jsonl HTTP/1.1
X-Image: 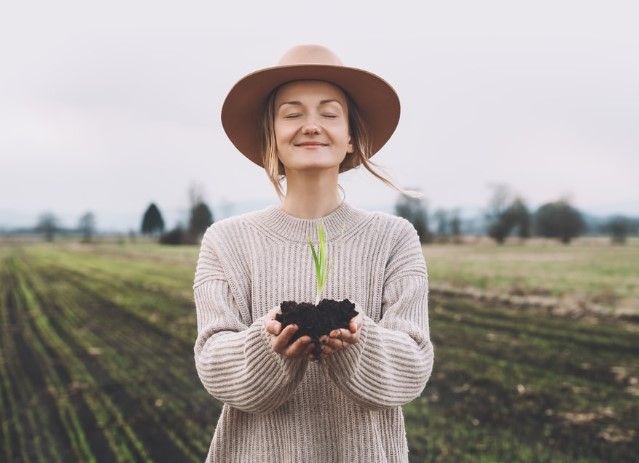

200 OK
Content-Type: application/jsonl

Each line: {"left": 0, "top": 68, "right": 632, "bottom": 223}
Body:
{"left": 1, "top": 0, "right": 637, "bottom": 231}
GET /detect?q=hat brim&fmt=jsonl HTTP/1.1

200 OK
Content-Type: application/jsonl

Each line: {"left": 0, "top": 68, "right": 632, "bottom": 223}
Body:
{"left": 221, "top": 64, "right": 401, "bottom": 172}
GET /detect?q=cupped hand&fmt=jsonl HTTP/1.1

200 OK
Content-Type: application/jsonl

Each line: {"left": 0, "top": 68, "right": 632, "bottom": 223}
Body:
{"left": 265, "top": 306, "right": 316, "bottom": 360}
{"left": 309, "top": 310, "right": 363, "bottom": 361}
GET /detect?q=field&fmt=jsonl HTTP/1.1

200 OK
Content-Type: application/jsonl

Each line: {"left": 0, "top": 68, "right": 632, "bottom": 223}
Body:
{"left": 0, "top": 239, "right": 637, "bottom": 462}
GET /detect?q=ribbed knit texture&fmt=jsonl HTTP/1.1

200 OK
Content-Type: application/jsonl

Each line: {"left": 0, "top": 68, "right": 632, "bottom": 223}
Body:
{"left": 192, "top": 200, "right": 434, "bottom": 463}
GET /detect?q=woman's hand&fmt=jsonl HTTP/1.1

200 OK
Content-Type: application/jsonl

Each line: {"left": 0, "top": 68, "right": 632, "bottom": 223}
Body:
{"left": 265, "top": 306, "right": 315, "bottom": 359}
{"left": 311, "top": 311, "right": 363, "bottom": 360}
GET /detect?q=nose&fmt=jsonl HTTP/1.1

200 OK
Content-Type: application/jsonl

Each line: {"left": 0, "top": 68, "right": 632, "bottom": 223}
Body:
{"left": 301, "top": 119, "right": 321, "bottom": 135}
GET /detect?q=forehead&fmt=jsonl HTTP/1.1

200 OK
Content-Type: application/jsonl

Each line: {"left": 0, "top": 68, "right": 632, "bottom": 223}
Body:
{"left": 275, "top": 80, "right": 348, "bottom": 106}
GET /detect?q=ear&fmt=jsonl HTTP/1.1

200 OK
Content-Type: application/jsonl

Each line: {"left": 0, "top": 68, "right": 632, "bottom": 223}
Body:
{"left": 347, "top": 135, "right": 354, "bottom": 154}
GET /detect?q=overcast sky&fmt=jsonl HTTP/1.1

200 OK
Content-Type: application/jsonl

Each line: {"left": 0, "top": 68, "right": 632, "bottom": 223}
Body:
{"left": 1, "top": 0, "right": 637, "bottom": 231}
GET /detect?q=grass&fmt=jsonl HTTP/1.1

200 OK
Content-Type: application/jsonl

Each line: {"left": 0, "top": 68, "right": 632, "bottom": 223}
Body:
{"left": 424, "top": 237, "right": 639, "bottom": 316}
{"left": 0, "top": 239, "right": 637, "bottom": 462}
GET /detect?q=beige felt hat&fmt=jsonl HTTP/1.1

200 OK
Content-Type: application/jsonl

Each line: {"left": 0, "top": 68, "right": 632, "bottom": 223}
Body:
{"left": 220, "top": 44, "right": 401, "bottom": 173}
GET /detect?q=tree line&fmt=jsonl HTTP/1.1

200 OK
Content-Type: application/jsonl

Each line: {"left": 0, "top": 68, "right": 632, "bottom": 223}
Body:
{"left": 8, "top": 183, "right": 636, "bottom": 246}
{"left": 395, "top": 184, "right": 638, "bottom": 245}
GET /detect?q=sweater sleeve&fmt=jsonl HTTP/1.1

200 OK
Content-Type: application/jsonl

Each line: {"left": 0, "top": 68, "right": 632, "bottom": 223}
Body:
{"left": 319, "top": 219, "right": 434, "bottom": 410}
{"left": 193, "top": 226, "right": 309, "bottom": 415}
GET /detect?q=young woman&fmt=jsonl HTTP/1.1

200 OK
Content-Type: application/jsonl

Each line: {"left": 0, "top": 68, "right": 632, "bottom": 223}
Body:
{"left": 193, "top": 44, "right": 434, "bottom": 463}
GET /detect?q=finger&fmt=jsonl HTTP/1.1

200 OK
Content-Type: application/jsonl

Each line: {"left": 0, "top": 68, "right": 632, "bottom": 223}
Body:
{"left": 272, "top": 324, "right": 298, "bottom": 352}
{"left": 320, "top": 334, "right": 336, "bottom": 349}
{"left": 330, "top": 328, "right": 350, "bottom": 340}
{"left": 302, "top": 342, "right": 316, "bottom": 359}
{"left": 266, "top": 320, "right": 281, "bottom": 336}
{"left": 322, "top": 344, "right": 336, "bottom": 355}
{"left": 323, "top": 333, "right": 346, "bottom": 351}
{"left": 334, "top": 328, "right": 358, "bottom": 346}
{"left": 322, "top": 337, "right": 340, "bottom": 351}
{"left": 343, "top": 327, "right": 359, "bottom": 344}
{"left": 283, "top": 336, "right": 312, "bottom": 358}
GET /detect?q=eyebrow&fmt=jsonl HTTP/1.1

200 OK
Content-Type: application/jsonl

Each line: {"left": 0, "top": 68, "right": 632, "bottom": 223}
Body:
{"left": 278, "top": 99, "right": 342, "bottom": 109}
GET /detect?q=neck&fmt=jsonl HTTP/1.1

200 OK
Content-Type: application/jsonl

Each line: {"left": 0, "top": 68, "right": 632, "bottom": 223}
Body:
{"left": 280, "top": 170, "right": 341, "bottom": 219}
{"left": 255, "top": 199, "right": 370, "bottom": 243}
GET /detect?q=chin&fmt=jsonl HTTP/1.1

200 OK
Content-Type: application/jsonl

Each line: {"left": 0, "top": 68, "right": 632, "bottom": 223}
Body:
{"left": 284, "top": 159, "right": 341, "bottom": 171}
{"left": 296, "top": 163, "right": 340, "bottom": 172}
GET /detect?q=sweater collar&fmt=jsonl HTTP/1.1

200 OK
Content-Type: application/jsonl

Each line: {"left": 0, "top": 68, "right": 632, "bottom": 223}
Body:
{"left": 256, "top": 200, "right": 369, "bottom": 243}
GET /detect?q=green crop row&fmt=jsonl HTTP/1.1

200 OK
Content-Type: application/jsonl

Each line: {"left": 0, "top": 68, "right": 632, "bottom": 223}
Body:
{"left": 1, "top": 242, "right": 637, "bottom": 462}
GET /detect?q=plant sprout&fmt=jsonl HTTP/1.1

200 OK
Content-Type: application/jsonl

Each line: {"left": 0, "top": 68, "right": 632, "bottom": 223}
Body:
{"left": 307, "top": 222, "right": 328, "bottom": 306}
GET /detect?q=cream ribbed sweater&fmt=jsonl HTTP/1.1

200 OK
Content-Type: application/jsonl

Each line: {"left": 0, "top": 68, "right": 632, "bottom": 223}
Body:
{"left": 192, "top": 200, "right": 434, "bottom": 463}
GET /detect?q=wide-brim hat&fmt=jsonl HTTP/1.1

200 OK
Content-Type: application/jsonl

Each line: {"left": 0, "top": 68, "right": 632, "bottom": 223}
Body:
{"left": 220, "top": 44, "right": 401, "bottom": 174}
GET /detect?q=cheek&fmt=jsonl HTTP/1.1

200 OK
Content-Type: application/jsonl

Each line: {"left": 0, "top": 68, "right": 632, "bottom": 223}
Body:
{"left": 274, "top": 122, "right": 296, "bottom": 144}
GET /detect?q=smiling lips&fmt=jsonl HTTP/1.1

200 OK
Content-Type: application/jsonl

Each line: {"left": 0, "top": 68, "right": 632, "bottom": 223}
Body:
{"left": 295, "top": 142, "right": 328, "bottom": 147}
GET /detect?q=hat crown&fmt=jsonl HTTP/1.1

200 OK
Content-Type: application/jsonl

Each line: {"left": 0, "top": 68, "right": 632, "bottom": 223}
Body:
{"left": 277, "top": 44, "right": 344, "bottom": 66}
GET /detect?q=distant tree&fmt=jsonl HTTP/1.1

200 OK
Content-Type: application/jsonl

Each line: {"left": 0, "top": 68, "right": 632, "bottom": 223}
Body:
{"left": 188, "top": 202, "right": 214, "bottom": 242}
{"left": 509, "top": 197, "right": 531, "bottom": 239}
{"left": 487, "top": 216, "right": 514, "bottom": 244}
{"left": 484, "top": 184, "right": 514, "bottom": 244}
{"left": 484, "top": 186, "right": 531, "bottom": 244}
{"left": 433, "top": 209, "right": 449, "bottom": 243}
{"left": 394, "top": 191, "right": 432, "bottom": 244}
{"left": 141, "top": 203, "right": 165, "bottom": 236}
{"left": 78, "top": 211, "right": 96, "bottom": 243}
{"left": 36, "top": 212, "right": 59, "bottom": 242}
{"left": 160, "top": 223, "right": 186, "bottom": 245}
{"left": 494, "top": 196, "right": 531, "bottom": 242}
{"left": 535, "top": 200, "right": 585, "bottom": 244}
{"left": 449, "top": 208, "right": 462, "bottom": 244}
{"left": 605, "top": 215, "right": 630, "bottom": 244}
{"left": 188, "top": 182, "right": 206, "bottom": 208}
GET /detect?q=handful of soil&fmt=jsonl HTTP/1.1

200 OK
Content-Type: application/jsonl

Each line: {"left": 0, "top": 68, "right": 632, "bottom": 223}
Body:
{"left": 275, "top": 298, "right": 359, "bottom": 361}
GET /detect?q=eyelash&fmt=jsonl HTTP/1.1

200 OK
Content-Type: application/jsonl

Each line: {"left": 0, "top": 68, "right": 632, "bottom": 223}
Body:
{"left": 284, "top": 114, "right": 337, "bottom": 119}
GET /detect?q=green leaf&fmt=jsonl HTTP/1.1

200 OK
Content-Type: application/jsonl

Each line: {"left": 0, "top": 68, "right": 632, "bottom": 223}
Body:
{"left": 307, "top": 223, "right": 329, "bottom": 297}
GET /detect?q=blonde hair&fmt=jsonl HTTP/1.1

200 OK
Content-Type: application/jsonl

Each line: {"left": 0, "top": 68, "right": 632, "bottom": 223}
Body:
{"left": 260, "top": 84, "right": 424, "bottom": 202}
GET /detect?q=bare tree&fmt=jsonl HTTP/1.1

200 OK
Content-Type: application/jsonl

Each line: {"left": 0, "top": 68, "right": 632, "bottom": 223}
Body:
{"left": 449, "top": 208, "right": 462, "bottom": 244}
{"left": 394, "top": 189, "right": 432, "bottom": 244}
{"left": 606, "top": 216, "right": 630, "bottom": 244}
{"left": 485, "top": 183, "right": 522, "bottom": 244}
{"left": 188, "top": 181, "right": 207, "bottom": 209}
{"left": 78, "top": 211, "right": 96, "bottom": 243}
{"left": 433, "top": 209, "right": 449, "bottom": 242}
{"left": 36, "top": 212, "right": 59, "bottom": 242}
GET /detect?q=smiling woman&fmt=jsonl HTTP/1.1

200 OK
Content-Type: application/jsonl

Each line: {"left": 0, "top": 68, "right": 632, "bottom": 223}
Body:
{"left": 272, "top": 80, "right": 354, "bottom": 176}
{"left": 193, "top": 44, "right": 433, "bottom": 463}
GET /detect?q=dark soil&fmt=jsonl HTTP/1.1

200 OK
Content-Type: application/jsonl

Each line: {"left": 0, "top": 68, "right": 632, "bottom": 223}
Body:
{"left": 275, "top": 298, "right": 359, "bottom": 360}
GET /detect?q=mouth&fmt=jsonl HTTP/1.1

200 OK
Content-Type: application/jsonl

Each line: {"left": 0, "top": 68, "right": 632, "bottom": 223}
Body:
{"left": 294, "top": 143, "right": 328, "bottom": 147}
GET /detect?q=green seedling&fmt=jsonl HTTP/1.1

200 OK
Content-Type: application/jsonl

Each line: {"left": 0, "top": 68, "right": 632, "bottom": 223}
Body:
{"left": 307, "top": 222, "right": 328, "bottom": 306}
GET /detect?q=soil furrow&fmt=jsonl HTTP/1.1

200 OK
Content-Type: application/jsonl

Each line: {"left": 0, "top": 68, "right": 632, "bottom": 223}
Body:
{"left": 18, "top": 261, "right": 197, "bottom": 463}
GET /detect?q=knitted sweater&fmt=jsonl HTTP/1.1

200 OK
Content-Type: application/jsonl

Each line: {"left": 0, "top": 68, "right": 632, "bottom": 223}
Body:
{"left": 192, "top": 200, "right": 434, "bottom": 463}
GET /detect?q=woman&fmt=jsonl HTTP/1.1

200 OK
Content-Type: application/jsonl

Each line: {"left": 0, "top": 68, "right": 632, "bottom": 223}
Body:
{"left": 193, "top": 44, "right": 434, "bottom": 463}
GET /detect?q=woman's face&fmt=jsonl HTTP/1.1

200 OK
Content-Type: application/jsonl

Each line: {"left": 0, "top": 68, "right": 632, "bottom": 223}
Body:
{"left": 274, "top": 80, "right": 353, "bottom": 174}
